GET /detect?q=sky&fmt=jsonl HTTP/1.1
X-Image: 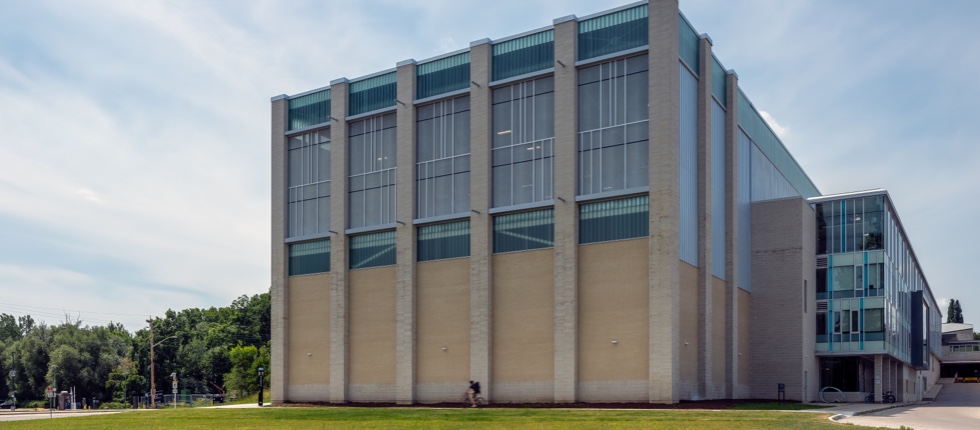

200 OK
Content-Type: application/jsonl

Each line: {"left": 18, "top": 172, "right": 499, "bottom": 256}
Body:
{"left": 0, "top": 0, "right": 978, "bottom": 331}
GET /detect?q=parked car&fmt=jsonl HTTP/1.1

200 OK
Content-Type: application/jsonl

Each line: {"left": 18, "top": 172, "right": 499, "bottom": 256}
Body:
{"left": 0, "top": 400, "right": 16, "bottom": 410}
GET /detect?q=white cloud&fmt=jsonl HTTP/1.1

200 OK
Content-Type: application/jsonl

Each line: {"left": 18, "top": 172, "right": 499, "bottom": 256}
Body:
{"left": 758, "top": 110, "right": 789, "bottom": 139}
{"left": 74, "top": 188, "right": 104, "bottom": 204}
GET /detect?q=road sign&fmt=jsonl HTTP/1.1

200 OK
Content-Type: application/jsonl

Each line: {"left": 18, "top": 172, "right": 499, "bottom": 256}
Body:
{"left": 46, "top": 387, "right": 54, "bottom": 398}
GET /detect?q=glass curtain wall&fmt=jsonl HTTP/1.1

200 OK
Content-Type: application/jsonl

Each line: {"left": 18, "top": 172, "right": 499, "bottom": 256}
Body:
{"left": 288, "top": 89, "right": 331, "bottom": 131}
{"left": 349, "top": 113, "right": 397, "bottom": 229}
{"left": 350, "top": 230, "right": 396, "bottom": 269}
{"left": 493, "top": 209, "right": 554, "bottom": 253}
{"left": 578, "top": 54, "right": 649, "bottom": 196}
{"left": 289, "top": 239, "right": 331, "bottom": 275}
{"left": 418, "top": 220, "right": 470, "bottom": 261}
{"left": 579, "top": 195, "right": 649, "bottom": 244}
{"left": 491, "top": 76, "right": 555, "bottom": 208}
{"left": 287, "top": 129, "right": 331, "bottom": 238}
{"left": 417, "top": 96, "right": 470, "bottom": 219}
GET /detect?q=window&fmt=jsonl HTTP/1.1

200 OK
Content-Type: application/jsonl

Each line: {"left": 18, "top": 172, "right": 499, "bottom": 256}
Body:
{"left": 289, "top": 239, "right": 330, "bottom": 276}
{"left": 417, "top": 52, "right": 470, "bottom": 100}
{"left": 832, "top": 266, "right": 854, "bottom": 291}
{"left": 349, "top": 72, "right": 396, "bottom": 116}
{"left": 288, "top": 89, "right": 330, "bottom": 131}
{"left": 816, "top": 312, "right": 827, "bottom": 336}
{"left": 816, "top": 268, "right": 827, "bottom": 299}
{"left": 577, "top": 4, "right": 648, "bottom": 61}
{"left": 417, "top": 96, "right": 470, "bottom": 219}
{"left": 492, "top": 76, "right": 554, "bottom": 208}
{"left": 492, "top": 30, "right": 554, "bottom": 82}
{"left": 418, "top": 220, "right": 470, "bottom": 262}
{"left": 578, "top": 55, "right": 649, "bottom": 196}
{"left": 493, "top": 209, "right": 554, "bottom": 253}
{"left": 865, "top": 308, "right": 884, "bottom": 333}
{"left": 287, "top": 129, "right": 331, "bottom": 238}
{"left": 820, "top": 357, "right": 860, "bottom": 392}
{"left": 350, "top": 231, "right": 396, "bottom": 269}
{"left": 579, "top": 195, "right": 648, "bottom": 244}
{"left": 349, "top": 113, "right": 397, "bottom": 229}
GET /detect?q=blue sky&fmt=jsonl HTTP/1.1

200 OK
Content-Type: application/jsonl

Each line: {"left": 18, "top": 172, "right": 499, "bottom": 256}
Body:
{"left": 0, "top": 0, "right": 978, "bottom": 331}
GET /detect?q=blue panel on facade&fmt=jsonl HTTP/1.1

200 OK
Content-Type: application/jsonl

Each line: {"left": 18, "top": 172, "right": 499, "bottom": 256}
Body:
{"left": 711, "top": 57, "right": 726, "bottom": 105}
{"left": 737, "top": 90, "right": 819, "bottom": 198}
{"left": 737, "top": 130, "right": 752, "bottom": 292}
{"left": 417, "top": 52, "right": 470, "bottom": 100}
{"left": 711, "top": 100, "right": 726, "bottom": 279}
{"left": 750, "top": 143, "right": 799, "bottom": 202}
{"left": 350, "top": 230, "right": 396, "bottom": 269}
{"left": 289, "top": 239, "right": 330, "bottom": 275}
{"left": 578, "top": 4, "right": 648, "bottom": 61}
{"left": 493, "top": 209, "right": 554, "bottom": 253}
{"left": 349, "top": 72, "right": 397, "bottom": 116}
{"left": 579, "top": 195, "right": 649, "bottom": 244}
{"left": 418, "top": 220, "right": 471, "bottom": 262}
{"left": 678, "top": 14, "right": 699, "bottom": 75}
{"left": 492, "top": 30, "right": 554, "bottom": 82}
{"left": 679, "top": 64, "right": 698, "bottom": 266}
{"left": 288, "top": 89, "right": 331, "bottom": 131}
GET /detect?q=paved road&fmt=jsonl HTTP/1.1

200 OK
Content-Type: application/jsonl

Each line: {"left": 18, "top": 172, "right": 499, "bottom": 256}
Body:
{"left": 842, "top": 383, "right": 980, "bottom": 430}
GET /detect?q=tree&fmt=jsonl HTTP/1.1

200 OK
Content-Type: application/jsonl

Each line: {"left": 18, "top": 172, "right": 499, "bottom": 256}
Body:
{"left": 223, "top": 344, "right": 269, "bottom": 398}
{"left": 947, "top": 299, "right": 964, "bottom": 324}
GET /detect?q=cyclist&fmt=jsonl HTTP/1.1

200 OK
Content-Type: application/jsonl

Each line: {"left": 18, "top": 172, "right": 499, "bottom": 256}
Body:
{"left": 467, "top": 380, "right": 481, "bottom": 407}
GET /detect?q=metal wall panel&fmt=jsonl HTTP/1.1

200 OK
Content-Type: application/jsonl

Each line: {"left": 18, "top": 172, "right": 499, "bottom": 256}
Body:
{"left": 679, "top": 63, "right": 698, "bottom": 266}
{"left": 711, "top": 100, "right": 726, "bottom": 279}
{"left": 750, "top": 143, "right": 799, "bottom": 202}
{"left": 737, "top": 129, "right": 752, "bottom": 292}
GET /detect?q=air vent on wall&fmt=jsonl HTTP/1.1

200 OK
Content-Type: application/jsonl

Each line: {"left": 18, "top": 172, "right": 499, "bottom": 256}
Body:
{"left": 816, "top": 302, "right": 829, "bottom": 311}
{"left": 816, "top": 256, "right": 828, "bottom": 268}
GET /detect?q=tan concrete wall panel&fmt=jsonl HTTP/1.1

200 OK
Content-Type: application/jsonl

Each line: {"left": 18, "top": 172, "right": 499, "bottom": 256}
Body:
{"left": 287, "top": 273, "right": 331, "bottom": 390}
{"left": 679, "top": 262, "right": 699, "bottom": 390}
{"left": 492, "top": 249, "right": 554, "bottom": 401}
{"left": 578, "top": 239, "right": 649, "bottom": 382}
{"left": 711, "top": 276, "right": 726, "bottom": 386}
{"left": 349, "top": 267, "right": 397, "bottom": 391}
{"left": 738, "top": 288, "right": 751, "bottom": 384}
{"left": 417, "top": 258, "right": 471, "bottom": 385}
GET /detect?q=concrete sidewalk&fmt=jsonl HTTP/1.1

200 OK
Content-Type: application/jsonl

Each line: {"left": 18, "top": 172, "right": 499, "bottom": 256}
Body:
{"left": 802, "top": 401, "right": 917, "bottom": 419}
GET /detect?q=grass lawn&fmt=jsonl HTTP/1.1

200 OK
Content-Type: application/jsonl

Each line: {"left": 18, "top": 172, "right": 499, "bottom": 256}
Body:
{"left": 0, "top": 407, "right": 887, "bottom": 429}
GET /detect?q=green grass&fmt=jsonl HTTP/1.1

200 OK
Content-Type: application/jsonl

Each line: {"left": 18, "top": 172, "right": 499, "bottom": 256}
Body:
{"left": 0, "top": 407, "right": 888, "bottom": 429}
{"left": 729, "top": 402, "right": 833, "bottom": 411}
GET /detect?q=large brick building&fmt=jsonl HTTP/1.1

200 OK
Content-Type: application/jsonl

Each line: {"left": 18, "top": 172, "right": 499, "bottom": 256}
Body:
{"left": 269, "top": 0, "right": 941, "bottom": 404}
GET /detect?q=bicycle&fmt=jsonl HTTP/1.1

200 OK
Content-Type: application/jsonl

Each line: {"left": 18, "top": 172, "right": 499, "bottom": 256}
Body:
{"left": 463, "top": 392, "right": 487, "bottom": 407}
{"left": 864, "top": 390, "right": 897, "bottom": 403}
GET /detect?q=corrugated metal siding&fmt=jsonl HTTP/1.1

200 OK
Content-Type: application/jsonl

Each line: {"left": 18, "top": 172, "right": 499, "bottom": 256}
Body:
{"left": 417, "top": 220, "right": 470, "bottom": 261}
{"left": 492, "top": 30, "right": 554, "bottom": 82}
{"left": 288, "top": 89, "right": 331, "bottom": 131}
{"left": 711, "top": 100, "right": 726, "bottom": 279}
{"left": 288, "top": 239, "right": 331, "bottom": 275}
{"left": 737, "top": 129, "right": 752, "bottom": 292}
{"left": 349, "top": 72, "right": 397, "bottom": 116}
{"left": 678, "top": 14, "right": 699, "bottom": 75}
{"left": 750, "top": 143, "right": 799, "bottom": 202}
{"left": 417, "top": 52, "right": 470, "bottom": 100}
{"left": 679, "top": 63, "right": 698, "bottom": 266}
{"left": 737, "top": 89, "right": 819, "bottom": 198}
{"left": 578, "top": 4, "right": 648, "bottom": 61}
{"left": 579, "top": 195, "right": 649, "bottom": 244}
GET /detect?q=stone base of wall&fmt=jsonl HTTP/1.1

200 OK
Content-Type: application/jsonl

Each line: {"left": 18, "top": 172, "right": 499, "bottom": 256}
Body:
{"left": 348, "top": 384, "right": 396, "bottom": 402}
{"left": 415, "top": 382, "right": 468, "bottom": 403}
{"left": 287, "top": 384, "right": 330, "bottom": 402}
{"left": 578, "top": 379, "right": 648, "bottom": 402}
{"left": 491, "top": 381, "right": 554, "bottom": 403}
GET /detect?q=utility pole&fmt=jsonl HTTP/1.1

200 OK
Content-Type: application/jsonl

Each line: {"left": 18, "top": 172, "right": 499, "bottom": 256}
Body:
{"left": 148, "top": 319, "right": 155, "bottom": 408}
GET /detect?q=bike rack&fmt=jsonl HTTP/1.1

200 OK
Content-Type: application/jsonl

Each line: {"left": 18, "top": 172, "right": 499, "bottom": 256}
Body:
{"left": 819, "top": 386, "right": 845, "bottom": 403}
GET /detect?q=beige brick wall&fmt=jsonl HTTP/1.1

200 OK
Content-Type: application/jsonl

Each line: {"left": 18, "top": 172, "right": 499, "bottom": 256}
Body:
{"left": 492, "top": 249, "right": 555, "bottom": 402}
{"left": 738, "top": 288, "right": 751, "bottom": 390}
{"left": 416, "top": 258, "right": 471, "bottom": 402}
{"left": 578, "top": 238, "right": 649, "bottom": 402}
{"left": 287, "top": 273, "right": 331, "bottom": 401}
{"left": 394, "top": 60, "right": 418, "bottom": 405}
{"left": 349, "top": 266, "right": 397, "bottom": 401}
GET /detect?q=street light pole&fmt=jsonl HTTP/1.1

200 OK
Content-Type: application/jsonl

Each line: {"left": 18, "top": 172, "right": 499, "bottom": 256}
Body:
{"left": 257, "top": 367, "right": 264, "bottom": 407}
{"left": 147, "top": 319, "right": 177, "bottom": 409}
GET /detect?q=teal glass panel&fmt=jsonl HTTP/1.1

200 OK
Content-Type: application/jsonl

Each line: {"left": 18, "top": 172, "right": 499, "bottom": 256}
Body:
{"left": 737, "top": 90, "right": 820, "bottom": 198}
{"left": 418, "top": 220, "right": 470, "bottom": 262}
{"left": 289, "top": 239, "right": 330, "bottom": 275}
{"left": 288, "top": 89, "right": 331, "bottom": 131}
{"left": 678, "top": 14, "right": 699, "bottom": 75}
{"left": 350, "top": 230, "right": 396, "bottom": 269}
{"left": 711, "top": 56, "right": 726, "bottom": 105}
{"left": 493, "top": 209, "right": 554, "bottom": 253}
{"left": 349, "top": 72, "right": 397, "bottom": 116}
{"left": 578, "top": 4, "right": 648, "bottom": 61}
{"left": 417, "top": 52, "right": 470, "bottom": 100}
{"left": 492, "top": 30, "right": 554, "bottom": 81}
{"left": 579, "top": 195, "right": 649, "bottom": 244}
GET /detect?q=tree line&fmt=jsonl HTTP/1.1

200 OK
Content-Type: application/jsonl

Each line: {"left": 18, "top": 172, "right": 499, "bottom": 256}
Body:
{"left": 0, "top": 291, "right": 270, "bottom": 407}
